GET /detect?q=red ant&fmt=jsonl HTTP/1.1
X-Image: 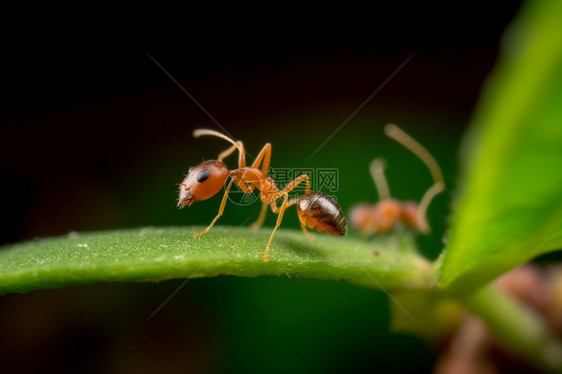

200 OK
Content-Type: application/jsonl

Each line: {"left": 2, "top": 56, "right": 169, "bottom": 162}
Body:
{"left": 177, "top": 129, "right": 347, "bottom": 262}
{"left": 350, "top": 124, "right": 445, "bottom": 236}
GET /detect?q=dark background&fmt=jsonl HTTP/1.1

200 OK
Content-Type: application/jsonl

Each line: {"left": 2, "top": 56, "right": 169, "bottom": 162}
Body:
{"left": 1, "top": 6, "right": 521, "bottom": 373}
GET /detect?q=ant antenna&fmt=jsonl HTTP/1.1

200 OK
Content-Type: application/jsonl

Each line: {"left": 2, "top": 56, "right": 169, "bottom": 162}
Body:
{"left": 194, "top": 129, "right": 246, "bottom": 166}
{"left": 416, "top": 182, "right": 445, "bottom": 234}
{"left": 370, "top": 158, "right": 391, "bottom": 200}
{"left": 193, "top": 129, "right": 244, "bottom": 154}
{"left": 384, "top": 124, "right": 445, "bottom": 186}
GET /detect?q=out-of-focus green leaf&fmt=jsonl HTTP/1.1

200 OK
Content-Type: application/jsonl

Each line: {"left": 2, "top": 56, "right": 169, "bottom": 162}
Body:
{"left": 0, "top": 227, "right": 434, "bottom": 295}
{"left": 439, "top": 0, "right": 562, "bottom": 292}
{"left": 390, "top": 290, "right": 461, "bottom": 342}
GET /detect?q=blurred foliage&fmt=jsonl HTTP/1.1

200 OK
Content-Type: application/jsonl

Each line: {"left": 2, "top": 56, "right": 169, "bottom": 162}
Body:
{"left": 439, "top": 0, "right": 562, "bottom": 292}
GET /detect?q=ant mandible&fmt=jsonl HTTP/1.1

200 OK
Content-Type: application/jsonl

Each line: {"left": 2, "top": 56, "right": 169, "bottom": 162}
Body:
{"left": 350, "top": 124, "right": 445, "bottom": 236}
{"left": 177, "top": 129, "right": 347, "bottom": 262}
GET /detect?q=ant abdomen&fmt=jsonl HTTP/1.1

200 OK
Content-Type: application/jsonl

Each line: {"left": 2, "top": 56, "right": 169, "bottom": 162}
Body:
{"left": 297, "top": 192, "right": 347, "bottom": 236}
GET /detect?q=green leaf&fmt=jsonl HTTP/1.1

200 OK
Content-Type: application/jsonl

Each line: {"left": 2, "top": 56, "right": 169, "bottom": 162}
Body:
{"left": 390, "top": 290, "right": 462, "bottom": 342}
{"left": 0, "top": 227, "right": 435, "bottom": 295}
{"left": 439, "top": 0, "right": 562, "bottom": 292}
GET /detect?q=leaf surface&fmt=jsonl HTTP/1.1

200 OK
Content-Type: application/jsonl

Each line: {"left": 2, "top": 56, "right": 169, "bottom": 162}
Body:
{"left": 0, "top": 227, "right": 434, "bottom": 295}
{"left": 439, "top": 0, "right": 562, "bottom": 291}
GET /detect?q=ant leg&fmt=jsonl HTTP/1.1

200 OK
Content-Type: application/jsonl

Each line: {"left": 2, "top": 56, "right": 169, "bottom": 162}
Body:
{"left": 416, "top": 182, "right": 445, "bottom": 234}
{"left": 263, "top": 194, "right": 289, "bottom": 262}
{"left": 229, "top": 174, "right": 264, "bottom": 228}
{"left": 301, "top": 225, "right": 314, "bottom": 238}
{"left": 370, "top": 158, "right": 391, "bottom": 200}
{"left": 267, "top": 196, "right": 315, "bottom": 239}
{"left": 285, "top": 197, "right": 314, "bottom": 239}
{"left": 228, "top": 170, "right": 265, "bottom": 231}
{"left": 251, "top": 143, "right": 272, "bottom": 175}
{"left": 232, "top": 175, "right": 255, "bottom": 193}
{"left": 251, "top": 203, "right": 268, "bottom": 229}
{"left": 304, "top": 175, "right": 311, "bottom": 195}
{"left": 194, "top": 179, "right": 234, "bottom": 237}
{"left": 269, "top": 174, "right": 310, "bottom": 202}
{"left": 299, "top": 221, "right": 314, "bottom": 239}
{"left": 271, "top": 181, "right": 314, "bottom": 240}
{"left": 261, "top": 174, "right": 312, "bottom": 246}
{"left": 268, "top": 198, "right": 281, "bottom": 213}
{"left": 266, "top": 175, "right": 309, "bottom": 213}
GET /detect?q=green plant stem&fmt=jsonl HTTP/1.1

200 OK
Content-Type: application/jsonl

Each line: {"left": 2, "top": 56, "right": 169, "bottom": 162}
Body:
{"left": 462, "top": 285, "right": 562, "bottom": 372}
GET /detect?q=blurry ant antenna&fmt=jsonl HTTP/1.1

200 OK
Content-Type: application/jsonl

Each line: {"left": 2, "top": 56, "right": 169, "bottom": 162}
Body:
{"left": 384, "top": 123, "right": 445, "bottom": 186}
{"left": 385, "top": 123, "right": 445, "bottom": 234}
{"left": 416, "top": 183, "right": 445, "bottom": 233}
{"left": 370, "top": 158, "right": 391, "bottom": 200}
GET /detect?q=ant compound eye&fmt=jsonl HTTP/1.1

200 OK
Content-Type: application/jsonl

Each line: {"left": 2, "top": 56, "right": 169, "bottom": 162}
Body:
{"left": 196, "top": 169, "right": 211, "bottom": 183}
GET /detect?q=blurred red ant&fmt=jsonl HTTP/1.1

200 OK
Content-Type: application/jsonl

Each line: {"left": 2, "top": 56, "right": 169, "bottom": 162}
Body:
{"left": 178, "top": 129, "right": 347, "bottom": 262}
{"left": 350, "top": 124, "right": 445, "bottom": 236}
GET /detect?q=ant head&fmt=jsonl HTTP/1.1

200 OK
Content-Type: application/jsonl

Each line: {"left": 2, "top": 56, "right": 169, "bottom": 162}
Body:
{"left": 400, "top": 201, "right": 423, "bottom": 232}
{"left": 178, "top": 160, "right": 229, "bottom": 207}
{"left": 375, "top": 199, "right": 403, "bottom": 233}
{"left": 350, "top": 203, "right": 374, "bottom": 231}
